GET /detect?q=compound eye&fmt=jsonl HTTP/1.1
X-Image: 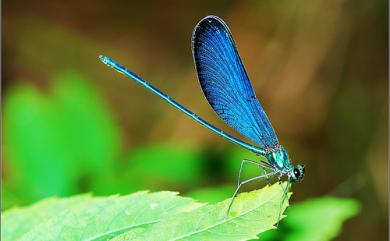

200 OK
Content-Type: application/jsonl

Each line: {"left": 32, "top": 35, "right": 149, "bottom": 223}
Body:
{"left": 293, "top": 168, "right": 300, "bottom": 179}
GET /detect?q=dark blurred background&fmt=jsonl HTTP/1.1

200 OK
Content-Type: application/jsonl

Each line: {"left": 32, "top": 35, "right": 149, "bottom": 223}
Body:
{"left": 2, "top": 0, "right": 388, "bottom": 240}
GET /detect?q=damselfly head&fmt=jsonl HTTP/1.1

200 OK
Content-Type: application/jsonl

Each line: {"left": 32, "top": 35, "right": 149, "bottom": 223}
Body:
{"left": 290, "top": 164, "right": 305, "bottom": 182}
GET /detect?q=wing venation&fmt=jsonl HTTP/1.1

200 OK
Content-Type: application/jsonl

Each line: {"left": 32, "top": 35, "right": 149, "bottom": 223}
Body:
{"left": 192, "top": 15, "right": 279, "bottom": 149}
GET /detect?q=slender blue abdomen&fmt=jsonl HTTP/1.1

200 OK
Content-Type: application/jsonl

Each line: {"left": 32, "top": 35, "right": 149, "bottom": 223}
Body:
{"left": 99, "top": 55, "right": 264, "bottom": 155}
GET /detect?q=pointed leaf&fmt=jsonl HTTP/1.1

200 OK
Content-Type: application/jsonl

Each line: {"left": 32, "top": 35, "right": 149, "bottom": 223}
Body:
{"left": 2, "top": 192, "right": 201, "bottom": 241}
{"left": 112, "top": 183, "right": 289, "bottom": 241}
{"left": 2, "top": 183, "right": 289, "bottom": 241}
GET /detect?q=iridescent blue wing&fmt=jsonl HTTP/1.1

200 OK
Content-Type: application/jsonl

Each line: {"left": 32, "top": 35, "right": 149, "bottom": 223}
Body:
{"left": 192, "top": 16, "right": 279, "bottom": 149}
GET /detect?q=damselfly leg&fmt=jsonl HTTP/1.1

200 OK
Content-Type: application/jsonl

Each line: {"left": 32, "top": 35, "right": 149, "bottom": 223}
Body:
{"left": 227, "top": 160, "right": 277, "bottom": 215}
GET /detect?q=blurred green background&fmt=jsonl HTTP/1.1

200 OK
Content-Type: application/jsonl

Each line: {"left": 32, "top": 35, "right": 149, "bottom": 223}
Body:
{"left": 2, "top": 0, "right": 387, "bottom": 240}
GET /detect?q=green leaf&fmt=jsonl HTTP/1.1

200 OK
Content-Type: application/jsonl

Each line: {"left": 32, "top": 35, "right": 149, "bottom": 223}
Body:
{"left": 2, "top": 183, "right": 289, "bottom": 241}
{"left": 259, "top": 196, "right": 361, "bottom": 241}
{"left": 52, "top": 72, "right": 120, "bottom": 175}
{"left": 51, "top": 72, "right": 120, "bottom": 193}
{"left": 2, "top": 192, "right": 202, "bottom": 241}
{"left": 3, "top": 85, "right": 77, "bottom": 201}
{"left": 2, "top": 72, "right": 121, "bottom": 203}
{"left": 112, "top": 182, "right": 289, "bottom": 241}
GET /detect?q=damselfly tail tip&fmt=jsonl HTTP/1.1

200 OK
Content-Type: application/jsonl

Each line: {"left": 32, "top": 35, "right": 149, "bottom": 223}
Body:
{"left": 99, "top": 55, "right": 109, "bottom": 64}
{"left": 99, "top": 55, "right": 117, "bottom": 70}
{"left": 98, "top": 55, "right": 125, "bottom": 75}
